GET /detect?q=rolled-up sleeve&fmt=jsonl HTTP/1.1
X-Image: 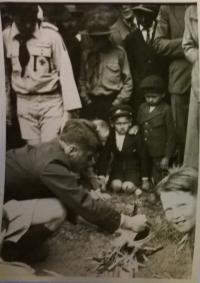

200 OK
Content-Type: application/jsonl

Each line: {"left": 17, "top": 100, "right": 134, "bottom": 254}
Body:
{"left": 52, "top": 33, "right": 82, "bottom": 111}
{"left": 41, "top": 162, "right": 121, "bottom": 233}
{"left": 116, "top": 49, "right": 133, "bottom": 103}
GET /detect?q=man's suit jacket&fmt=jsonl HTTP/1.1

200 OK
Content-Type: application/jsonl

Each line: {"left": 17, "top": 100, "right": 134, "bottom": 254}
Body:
{"left": 124, "top": 27, "right": 167, "bottom": 89}
{"left": 137, "top": 102, "right": 176, "bottom": 158}
{"left": 154, "top": 5, "right": 192, "bottom": 94}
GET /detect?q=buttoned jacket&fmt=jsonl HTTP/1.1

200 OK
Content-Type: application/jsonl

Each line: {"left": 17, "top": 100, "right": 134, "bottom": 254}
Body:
{"left": 137, "top": 102, "right": 176, "bottom": 158}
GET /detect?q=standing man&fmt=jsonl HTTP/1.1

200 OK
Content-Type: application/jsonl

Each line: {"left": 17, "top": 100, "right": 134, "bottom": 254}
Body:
{"left": 4, "top": 4, "right": 81, "bottom": 146}
{"left": 154, "top": 4, "right": 192, "bottom": 164}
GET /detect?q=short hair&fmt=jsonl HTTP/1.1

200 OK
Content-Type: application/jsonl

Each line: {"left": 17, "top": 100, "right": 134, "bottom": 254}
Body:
{"left": 59, "top": 119, "right": 100, "bottom": 152}
{"left": 157, "top": 166, "right": 198, "bottom": 196}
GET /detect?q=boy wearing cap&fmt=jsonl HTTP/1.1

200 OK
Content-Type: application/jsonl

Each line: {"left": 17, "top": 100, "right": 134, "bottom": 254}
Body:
{"left": 4, "top": 4, "right": 81, "bottom": 146}
{"left": 79, "top": 13, "right": 133, "bottom": 120}
{"left": 98, "top": 105, "right": 149, "bottom": 193}
{"left": 137, "top": 75, "right": 176, "bottom": 185}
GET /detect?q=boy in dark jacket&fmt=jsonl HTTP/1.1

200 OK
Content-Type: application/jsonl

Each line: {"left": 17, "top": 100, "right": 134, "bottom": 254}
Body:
{"left": 137, "top": 75, "right": 176, "bottom": 185}
{"left": 98, "top": 105, "right": 150, "bottom": 193}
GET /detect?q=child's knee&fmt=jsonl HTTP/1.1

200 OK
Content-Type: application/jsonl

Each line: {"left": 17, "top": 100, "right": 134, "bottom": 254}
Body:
{"left": 111, "top": 180, "right": 122, "bottom": 192}
{"left": 122, "top": 181, "right": 136, "bottom": 193}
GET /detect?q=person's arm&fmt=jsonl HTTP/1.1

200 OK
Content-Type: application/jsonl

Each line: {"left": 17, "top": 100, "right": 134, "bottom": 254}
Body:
{"left": 182, "top": 6, "right": 198, "bottom": 64}
{"left": 79, "top": 52, "right": 92, "bottom": 105}
{"left": 52, "top": 31, "right": 82, "bottom": 111}
{"left": 164, "top": 106, "right": 176, "bottom": 159}
{"left": 136, "top": 130, "right": 149, "bottom": 179}
{"left": 41, "top": 162, "right": 147, "bottom": 233}
{"left": 113, "top": 48, "right": 133, "bottom": 105}
{"left": 3, "top": 30, "right": 13, "bottom": 126}
{"left": 154, "top": 5, "right": 185, "bottom": 58}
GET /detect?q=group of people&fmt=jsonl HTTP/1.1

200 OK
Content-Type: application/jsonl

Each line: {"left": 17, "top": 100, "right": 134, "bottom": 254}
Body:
{"left": 0, "top": 2, "right": 199, "bottom": 275}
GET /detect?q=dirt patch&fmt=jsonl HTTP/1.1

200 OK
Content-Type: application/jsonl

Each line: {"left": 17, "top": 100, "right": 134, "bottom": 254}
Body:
{"left": 34, "top": 193, "right": 193, "bottom": 279}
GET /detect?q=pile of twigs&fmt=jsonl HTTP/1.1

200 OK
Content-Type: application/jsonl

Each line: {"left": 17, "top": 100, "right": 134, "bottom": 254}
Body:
{"left": 93, "top": 229, "right": 163, "bottom": 277}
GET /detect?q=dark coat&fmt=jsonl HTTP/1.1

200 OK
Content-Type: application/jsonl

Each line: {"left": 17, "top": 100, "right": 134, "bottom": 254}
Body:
{"left": 97, "top": 129, "right": 149, "bottom": 185}
{"left": 154, "top": 5, "right": 192, "bottom": 95}
{"left": 124, "top": 27, "right": 167, "bottom": 89}
{"left": 5, "top": 139, "right": 120, "bottom": 233}
{"left": 137, "top": 102, "right": 176, "bottom": 158}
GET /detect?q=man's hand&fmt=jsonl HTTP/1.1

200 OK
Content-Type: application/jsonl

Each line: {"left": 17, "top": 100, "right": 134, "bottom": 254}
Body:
{"left": 141, "top": 178, "right": 151, "bottom": 191}
{"left": 129, "top": 125, "right": 139, "bottom": 135}
{"left": 97, "top": 175, "right": 107, "bottom": 192}
{"left": 59, "top": 111, "right": 72, "bottom": 133}
{"left": 120, "top": 214, "right": 148, "bottom": 233}
{"left": 160, "top": 157, "right": 169, "bottom": 170}
{"left": 82, "top": 96, "right": 92, "bottom": 105}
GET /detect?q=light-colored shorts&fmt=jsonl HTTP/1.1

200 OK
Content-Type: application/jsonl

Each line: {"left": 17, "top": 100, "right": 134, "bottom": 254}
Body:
{"left": 17, "top": 92, "right": 64, "bottom": 143}
{"left": 4, "top": 199, "right": 38, "bottom": 243}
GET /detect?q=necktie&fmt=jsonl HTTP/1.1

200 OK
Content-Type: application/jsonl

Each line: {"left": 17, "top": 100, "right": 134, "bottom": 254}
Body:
{"left": 146, "top": 29, "right": 150, "bottom": 44}
{"left": 16, "top": 34, "right": 31, "bottom": 77}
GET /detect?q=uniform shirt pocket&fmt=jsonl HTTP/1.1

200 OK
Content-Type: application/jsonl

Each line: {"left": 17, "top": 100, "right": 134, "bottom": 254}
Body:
{"left": 29, "top": 45, "right": 52, "bottom": 73}
{"left": 104, "top": 63, "right": 120, "bottom": 85}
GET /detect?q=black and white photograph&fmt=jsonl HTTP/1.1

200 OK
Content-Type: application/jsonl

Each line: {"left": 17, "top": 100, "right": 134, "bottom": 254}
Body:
{"left": 0, "top": 1, "right": 199, "bottom": 281}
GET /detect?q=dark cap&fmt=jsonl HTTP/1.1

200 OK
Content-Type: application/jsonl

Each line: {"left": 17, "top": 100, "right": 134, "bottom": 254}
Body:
{"left": 133, "top": 4, "right": 160, "bottom": 18}
{"left": 110, "top": 104, "right": 133, "bottom": 120}
{"left": 139, "top": 75, "right": 165, "bottom": 93}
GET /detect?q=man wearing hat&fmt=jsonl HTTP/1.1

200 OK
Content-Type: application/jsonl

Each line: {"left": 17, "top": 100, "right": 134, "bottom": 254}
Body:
{"left": 123, "top": 4, "right": 167, "bottom": 114}
{"left": 97, "top": 104, "right": 149, "bottom": 193}
{"left": 137, "top": 75, "right": 176, "bottom": 185}
{"left": 79, "top": 12, "right": 133, "bottom": 120}
{"left": 4, "top": 4, "right": 81, "bottom": 146}
{"left": 111, "top": 4, "right": 137, "bottom": 46}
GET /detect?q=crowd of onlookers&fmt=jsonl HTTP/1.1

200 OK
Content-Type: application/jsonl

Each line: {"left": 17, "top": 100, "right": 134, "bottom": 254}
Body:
{"left": 3, "top": 4, "right": 198, "bottom": 174}
{"left": 0, "top": 3, "right": 199, "bottom": 269}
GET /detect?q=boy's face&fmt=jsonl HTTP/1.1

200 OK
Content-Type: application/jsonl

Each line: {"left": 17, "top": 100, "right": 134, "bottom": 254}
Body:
{"left": 114, "top": 116, "right": 132, "bottom": 135}
{"left": 90, "top": 35, "right": 110, "bottom": 51}
{"left": 160, "top": 191, "right": 196, "bottom": 233}
{"left": 144, "top": 92, "right": 164, "bottom": 106}
{"left": 14, "top": 16, "right": 37, "bottom": 36}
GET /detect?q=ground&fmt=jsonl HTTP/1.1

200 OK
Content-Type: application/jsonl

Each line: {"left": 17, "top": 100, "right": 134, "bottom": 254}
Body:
{"left": 34, "top": 193, "right": 193, "bottom": 279}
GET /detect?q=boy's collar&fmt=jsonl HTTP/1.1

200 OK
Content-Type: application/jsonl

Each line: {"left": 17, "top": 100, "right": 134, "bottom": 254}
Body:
{"left": 11, "top": 22, "right": 41, "bottom": 40}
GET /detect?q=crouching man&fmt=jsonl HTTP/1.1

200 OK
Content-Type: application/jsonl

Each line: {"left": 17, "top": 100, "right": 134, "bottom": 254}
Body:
{"left": 3, "top": 119, "right": 148, "bottom": 262}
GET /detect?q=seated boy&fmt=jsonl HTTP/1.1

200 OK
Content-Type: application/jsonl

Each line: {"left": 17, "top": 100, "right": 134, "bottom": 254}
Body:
{"left": 98, "top": 105, "right": 150, "bottom": 193}
{"left": 137, "top": 75, "right": 176, "bottom": 185}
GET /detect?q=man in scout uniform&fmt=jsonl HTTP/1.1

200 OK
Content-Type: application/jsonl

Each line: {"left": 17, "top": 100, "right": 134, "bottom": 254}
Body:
{"left": 4, "top": 4, "right": 81, "bottom": 145}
